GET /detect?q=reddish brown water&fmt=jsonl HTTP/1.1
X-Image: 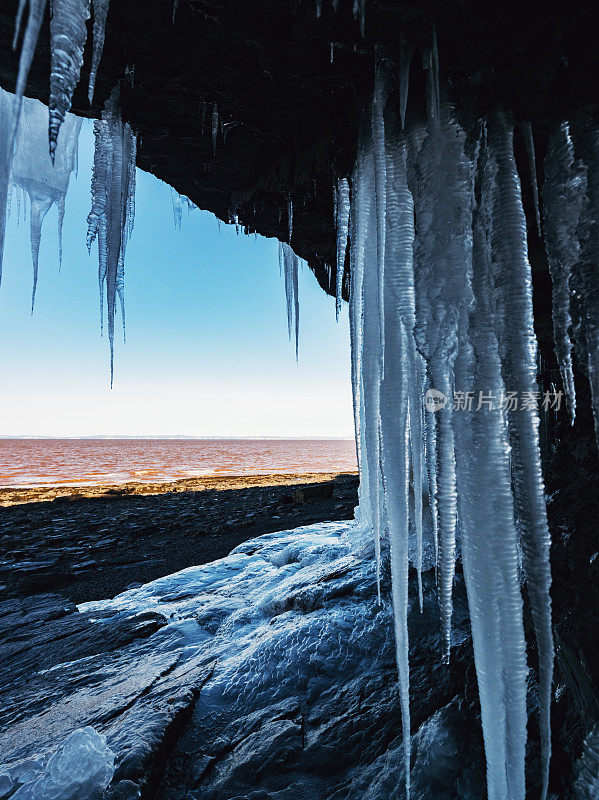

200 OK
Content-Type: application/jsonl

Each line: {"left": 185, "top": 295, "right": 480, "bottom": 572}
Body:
{"left": 0, "top": 438, "right": 357, "bottom": 488}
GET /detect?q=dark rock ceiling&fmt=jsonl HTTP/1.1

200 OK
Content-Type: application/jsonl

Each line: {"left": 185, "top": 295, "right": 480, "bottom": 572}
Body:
{"left": 0, "top": 0, "right": 597, "bottom": 297}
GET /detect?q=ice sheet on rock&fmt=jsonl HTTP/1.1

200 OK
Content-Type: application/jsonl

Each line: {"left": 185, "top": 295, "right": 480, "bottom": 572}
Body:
{"left": 10, "top": 95, "right": 81, "bottom": 310}
{"left": 48, "top": 0, "right": 91, "bottom": 160}
{"left": 6, "top": 728, "right": 114, "bottom": 800}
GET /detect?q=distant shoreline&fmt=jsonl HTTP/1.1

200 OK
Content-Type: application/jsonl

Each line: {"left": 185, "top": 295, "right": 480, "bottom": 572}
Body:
{"left": 0, "top": 436, "right": 356, "bottom": 441}
{"left": 0, "top": 471, "right": 358, "bottom": 508}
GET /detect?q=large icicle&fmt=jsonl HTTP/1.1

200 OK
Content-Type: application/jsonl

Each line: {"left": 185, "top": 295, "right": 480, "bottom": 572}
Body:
{"left": 10, "top": 94, "right": 81, "bottom": 310}
{"left": 542, "top": 123, "right": 585, "bottom": 424}
{"left": 380, "top": 106, "right": 419, "bottom": 797}
{"left": 522, "top": 121, "right": 542, "bottom": 236}
{"left": 0, "top": 91, "right": 14, "bottom": 280}
{"left": 335, "top": 177, "right": 350, "bottom": 320}
{"left": 11, "top": 0, "right": 48, "bottom": 141}
{"left": 573, "top": 123, "right": 599, "bottom": 449}
{"left": 488, "top": 115, "right": 553, "bottom": 800}
{"left": 88, "top": 0, "right": 110, "bottom": 103}
{"left": 48, "top": 0, "right": 91, "bottom": 160}
{"left": 281, "top": 242, "right": 300, "bottom": 359}
{"left": 398, "top": 37, "right": 412, "bottom": 130}
{"left": 87, "top": 88, "right": 136, "bottom": 383}
{"left": 408, "top": 111, "right": 473, "bottom": 663}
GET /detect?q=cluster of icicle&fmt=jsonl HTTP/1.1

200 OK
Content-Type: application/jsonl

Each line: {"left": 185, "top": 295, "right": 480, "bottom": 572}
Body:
{"left": 0, "top": 0, "right": 140, "bottom": 381}
{"left": 87, "top": 87, "right": 136, "bottom": 385}
{"left": 0, "top": 88, "right": 81, "bottom": 307}
{"left": 336, "top": 48, "right": 594, "bottom": 800}
{"left": 11, "top": 0, "right": 110, "bottom": 159}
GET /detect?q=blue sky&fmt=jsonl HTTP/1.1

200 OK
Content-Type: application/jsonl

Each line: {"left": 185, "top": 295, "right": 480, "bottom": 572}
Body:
{"left": 0, "top": 120, "right": 354, "bottom": 438}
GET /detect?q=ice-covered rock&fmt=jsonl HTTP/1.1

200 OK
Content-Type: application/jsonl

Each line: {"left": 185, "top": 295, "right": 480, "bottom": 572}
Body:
{"left": 4, "top": 728, "right": 113, "bottom": 800}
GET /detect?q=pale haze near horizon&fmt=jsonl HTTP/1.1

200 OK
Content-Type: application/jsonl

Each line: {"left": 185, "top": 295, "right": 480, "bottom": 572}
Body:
{"left": 0, "top": 121, "right": 354, "bottom": 439}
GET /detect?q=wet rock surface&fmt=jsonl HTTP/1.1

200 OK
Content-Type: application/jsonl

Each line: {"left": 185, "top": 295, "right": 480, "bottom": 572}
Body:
{"left": 0, "top": 477, "right": 358, "bottom": 797}
{"left": 0, "top": 473, "right": 358, "bottom": 602}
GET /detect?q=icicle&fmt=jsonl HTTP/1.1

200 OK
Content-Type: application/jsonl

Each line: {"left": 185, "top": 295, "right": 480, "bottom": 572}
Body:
{"left": 10, "top": 94, "right": 81, "bottom": 309}
{"left": 11, "top": 0, "right": 48, "bottom": 144}
{"left": 211, "top": 104, "right": 218, "bottom": 155}
{"left": 572, "top": 124, "right": 599, "bottom": 449}
{"left": 287, "top": 197, "right": 293, "bottom": 242}
{"left": 171, "top": 187, "right": 183, "bottom": 229}
{"left": 0, "top": 91, "right": 14, "bottom": 280}
{"left": 408, "top": 110, "right": 473, "bottom": 663}
{"left": 315, "top": 0, "right": 321, "bottom": 17}
{"left": 398, "top": 37, "right": 412, "bottom": 130}
{"left": 381, "top": 111, "right": 420, "bottom": 796}
{"left": 423, "top": 28, "right": 440, "bottom": 125}
{"left": 372, "top": 55, "right": 388, "bottom": 361}
{"left": 281, "top": 242, "right": 300, "bottom": 359}
{"left": 88, "top": 87, "right": 136, "bottom": 382}
{"left": 488, "top": 115, "right": 553, "bottom": 800}
{"left": 353, "top": 0, "right": 365, "bottom": 36}
{"left": 330, "top": 42, "right": 334, "bottom": 63}
{"left": 48, "top": 0, "right": 91, "bottom": 160}
{"left": 88, "top": 0, "right": 110, "bottom": 103}
{"left": 87, "top": 118, "right": 110, "bottom": 253}
{"left": 172, "top": 0, "right": 179, "bottom": 23}
{"left": 522, "top": 122, "right": 541, "bottom": 236}
{"left": 542, "top": 123, "right": 584, "bottom": 424}
{"left": 335, "top": 177, "right": 350, "bottom": 320}
{"left": 423, "top": 400, "right": 438, "bottom": 576}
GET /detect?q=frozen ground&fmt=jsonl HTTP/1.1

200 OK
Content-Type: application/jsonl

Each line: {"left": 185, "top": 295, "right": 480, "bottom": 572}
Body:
{"left": 0, "top": 518, "right": 491, "bottom": 800}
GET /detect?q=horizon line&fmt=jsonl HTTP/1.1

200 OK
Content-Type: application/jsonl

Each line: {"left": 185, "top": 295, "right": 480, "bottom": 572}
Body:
{"left": 0, "top": 435, "right": 356, "bottom": 441}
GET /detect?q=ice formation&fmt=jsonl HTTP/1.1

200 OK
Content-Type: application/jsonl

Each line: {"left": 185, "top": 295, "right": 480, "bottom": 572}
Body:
{"left": 171, "top": 187, "right": 183, "bottom": 229}
{"left": 88, "top": 0, "right": 110, "bottom": 103}
{"left": 48, "top": 0, "right": 91, "bottom": 160}
{"left": 0, "top": 89, "right": 81, "bottom": 308}
{"left": 334, "top": 177, "right": 350, "bottom": 319}
{"left": 328, "top": 47, "right": 599, "bottom": 796}
{"left": 1, "top": 727, "right": 114, "bottom": 800}
{"left": 280, "top": 241, "right": 300, "bottom": 359}
{"left": 11, "top": 0, "right": 48, "bottom": 141}
{"left": 86, "top": 88, "right": 136, "bottom": 384}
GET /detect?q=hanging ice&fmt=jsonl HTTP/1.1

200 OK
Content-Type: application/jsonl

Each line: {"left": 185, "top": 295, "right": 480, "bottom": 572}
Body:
{"left": 88, "top": 0, "right": 110, "bottom": 103}
{"left": 347, "top": 52, "right": 559, "bottom": 797}
{"left": 287, "top": 197, "right": 293, "bottom": 242}
{"left": 0, "top": 90, "right": 13, "bottom": 281}
{"left": 212, "top": 104, "right": 218, "bottom": 155}
{"left": 280, "top": 241, "right": 300, "bottom": 359}
{"left": 87, "top": 87, "right": 136, "bottom": 383}
{"left": 48, "top": 0, "right": 91, "bottom": 160}
{"left": 571, "top": 124, "right": 599, "bottom": 449}
{"left": 335, "top": 177, "right": 350, "bottom": 320}
{"left": 9, "top": 92, "right": 81, "bottom": 310}
{"left": 398, "top": 37, "right": 412, "bottom": 130}
{"left": 11, "top": 0, "right": 48, "bottom": 142}
{"left": 522, "top": 121, "right": 541, "bottom": 236}
{"left": 171, "top": 187, "right": 183, "bottom": 229}
{"left": 542, "top": 123, "right": 585, "bottom": 425}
